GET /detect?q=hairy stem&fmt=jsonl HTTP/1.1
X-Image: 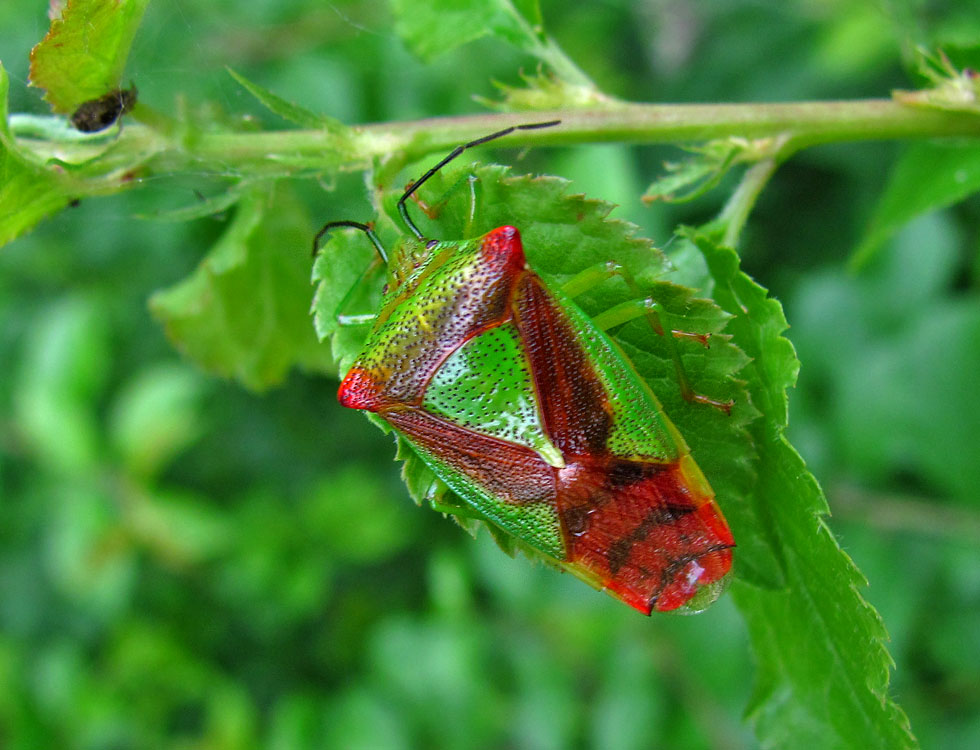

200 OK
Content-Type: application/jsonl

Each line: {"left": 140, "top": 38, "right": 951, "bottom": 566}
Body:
{"left": 9, "top": 98, "right": 980, "bottom": 193}
{"left": 182, "top": 99, "right": 980, "bottom": 167}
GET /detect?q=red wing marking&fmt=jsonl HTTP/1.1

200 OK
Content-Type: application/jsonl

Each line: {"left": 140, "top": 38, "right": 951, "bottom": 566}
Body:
{"left": 557, "top": 455, "right": 734, "bottom": 613}
{"left": 509, "top": 263, "right": 733, "bottom": 613}
{"left": 338, "top": 367, "right": 387, "bottom": 411}
{"left": 511, "top": 272, "right": 612, "bottom": 455}
{"left": 480, "top": 226, "right": 527, "bottom": 270}
{"left": 383, "top": 406, "right": 555, "bottom": 505}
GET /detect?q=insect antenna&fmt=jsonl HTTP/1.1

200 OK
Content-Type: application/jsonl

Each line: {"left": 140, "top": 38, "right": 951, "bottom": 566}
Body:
{"left": 397, "top": 120, "right": 561, "bottom": 240}
{"left": 312, "top": 120, "right": 559, "bottom": 258}
{"left": 312, "top": 220, "right": 388, "bottom": 263}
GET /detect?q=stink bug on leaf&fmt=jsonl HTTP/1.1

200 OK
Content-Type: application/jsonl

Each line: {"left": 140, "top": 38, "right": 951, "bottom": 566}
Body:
{"left": 313, "top": 123, "right": 736, "bottom": 614}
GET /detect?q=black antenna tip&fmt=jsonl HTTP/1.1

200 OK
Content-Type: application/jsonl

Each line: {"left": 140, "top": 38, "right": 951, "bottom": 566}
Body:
{"left": 518, "top": 120, "right": 561, "bottom": 130}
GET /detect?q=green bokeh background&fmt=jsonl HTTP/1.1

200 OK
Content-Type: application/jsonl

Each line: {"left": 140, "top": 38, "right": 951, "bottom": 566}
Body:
{"left": 3, "top": 1, "right": 980, "bottom": 747}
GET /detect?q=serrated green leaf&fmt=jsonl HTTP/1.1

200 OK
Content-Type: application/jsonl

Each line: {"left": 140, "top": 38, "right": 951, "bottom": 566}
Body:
{"left": 389, "top": 0, "right": 538, "bottom": 61}
{"left": 643, "top": 147, "right": 737, "bottom": 204}
{"left": 226, "top": 68, "right": 350, "bottom": 135}
{"left": 313, "top": 161, "right": 756, "bottom": 593}
{"left": 643, "top": 138, "right": 785, "bottom": 205}
{"left": 851, "top": 142, "right": 980, "bottom": 270}
{"left": 150, "top": 183, "right": 334, "bottom": 390}
{"left": 29, "top": 0, "right": 151, "bottom": 113}
{"left": 0, "top": 64, "right": 71, "bottom": 247}
{"left": 665, "top": 240, "right": 781, "bottom": 592}
{"left": 313, "top": 162, "right": 914, "bottom": 744}
{"left": 690, "top": 230, "right": 916, "bottom": 749}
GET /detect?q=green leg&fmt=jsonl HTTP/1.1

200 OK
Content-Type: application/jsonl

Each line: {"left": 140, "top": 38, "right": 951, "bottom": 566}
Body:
{"left": 562, "top": 262, "right": 734, "bottom": 414}
{"left": 337, "top": 312, "right": 377, "bottom": 326}
{"left": 406, "top": 173, "right": 480, "bottom": 237}
{"left": 335, "top": 255, "right": 384, "bottom": 327}
{"left": 424, "top": 478, "right": 486, "bottom": 520}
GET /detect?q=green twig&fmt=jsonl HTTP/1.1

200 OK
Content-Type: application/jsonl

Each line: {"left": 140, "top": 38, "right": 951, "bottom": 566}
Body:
{"left": 717, "top": 135, "right": 799, "bottom": 247}
{"left": 8, "top": 98, "right": 980, "bottom": 197}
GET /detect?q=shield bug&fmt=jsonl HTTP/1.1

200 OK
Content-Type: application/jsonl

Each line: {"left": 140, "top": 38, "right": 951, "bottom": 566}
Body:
{"left": 314, "top": 123, "right": 735, "bottom": 613}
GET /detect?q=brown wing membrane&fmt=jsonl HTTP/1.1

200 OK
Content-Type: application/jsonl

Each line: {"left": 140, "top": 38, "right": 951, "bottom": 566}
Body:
{"left": 555, "top": 454, "right": 733, "bottom": 612}
{"left": 384, "top": 405, "right": 563, "bottom": 557}
{"left": 384, "top": 407, "right": 555, "bottom": 505}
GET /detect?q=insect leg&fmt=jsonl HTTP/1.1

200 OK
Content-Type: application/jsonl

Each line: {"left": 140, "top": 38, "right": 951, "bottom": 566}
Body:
{"left": 313, "top": 223, "right": 387, "bottom": 327}
{"left": 561, "top": 262, "right": 733, "bottom": 414}
{"left": 312, "top": 219, "right": 388, "bottom": 262}
{"left": 405, "top": 173, "right": 481, "bottom": 235}
{"left": 334, "top": 251, "right": 387, "bottom": 327}
{"left": 337, "top": 313, "right": 377, "bottom": 327}
{"left": 428, "top": 491, "right": 487, "bottom": 520}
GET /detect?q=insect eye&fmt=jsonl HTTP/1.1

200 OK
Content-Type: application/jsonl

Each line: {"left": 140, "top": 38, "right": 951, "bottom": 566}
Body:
{"left": 425, "top": 239, "right": 438, "bottom": 250}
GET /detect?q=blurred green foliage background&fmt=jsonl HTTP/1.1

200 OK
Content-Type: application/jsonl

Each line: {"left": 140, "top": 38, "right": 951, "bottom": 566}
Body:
{"left": 2, "top": 0, "right": 980, "bottom": 747}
